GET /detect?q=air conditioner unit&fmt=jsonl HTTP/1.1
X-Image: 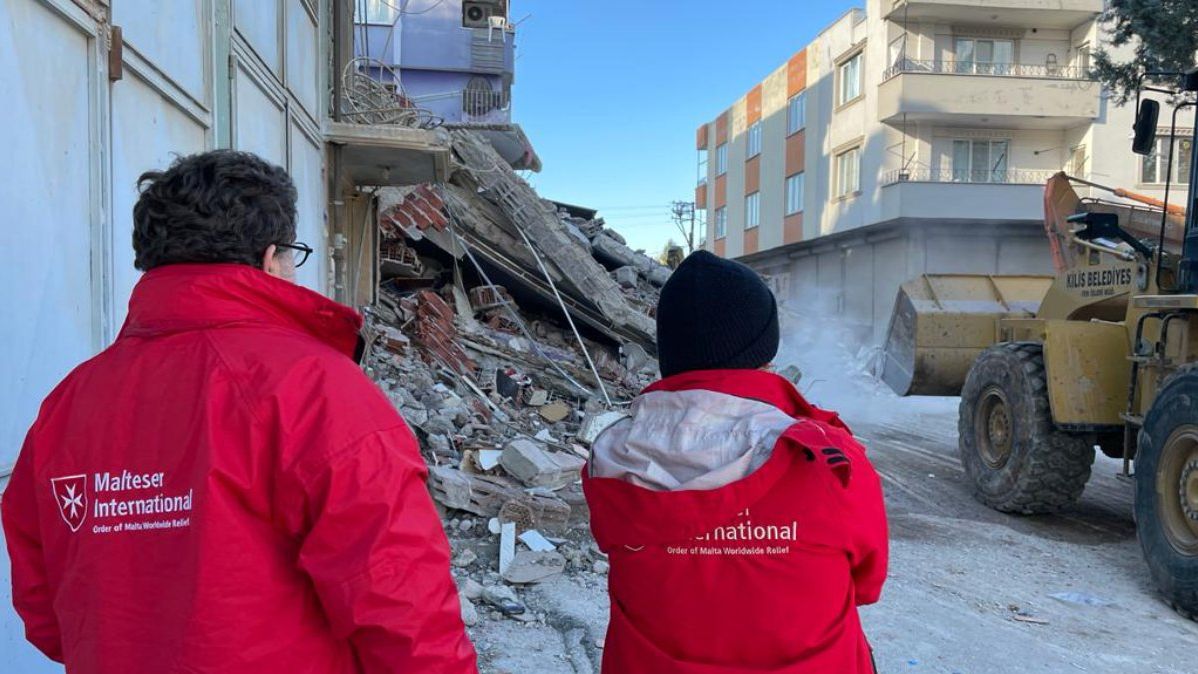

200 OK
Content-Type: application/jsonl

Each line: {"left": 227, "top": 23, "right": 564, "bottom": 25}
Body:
{"left": 462, "top": 1, "right": 502, "bottom": 29}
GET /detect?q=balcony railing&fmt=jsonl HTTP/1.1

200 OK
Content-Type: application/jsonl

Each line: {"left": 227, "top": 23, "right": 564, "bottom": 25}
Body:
{"left": 338, "top": 58, "right": 441, "bottom": 129}
{"left": 882, "top": 168, "right": 1059, "bottom": 186}
{"left": 883, "top": 58, "right": 1091, "bottom": 81}
{"left": 463, "top": 88, "right": 511, "bottom": 118}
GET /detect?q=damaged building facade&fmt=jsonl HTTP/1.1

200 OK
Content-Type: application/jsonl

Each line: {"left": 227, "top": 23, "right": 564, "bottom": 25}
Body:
{"left": 695, "top": 0, "right": 1193, "bottom": 344}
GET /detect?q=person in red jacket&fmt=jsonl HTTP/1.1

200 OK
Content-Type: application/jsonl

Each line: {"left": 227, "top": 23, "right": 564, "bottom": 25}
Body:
{"left": 583, "top": 250, "right": 887, "bottom": 673}
{"left": 1, "top": 150, "right": 478, "bottom": 674}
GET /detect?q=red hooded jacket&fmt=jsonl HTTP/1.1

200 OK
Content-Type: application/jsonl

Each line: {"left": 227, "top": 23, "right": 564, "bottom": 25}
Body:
{"left": 1, "top": 264, "right": 477, "bottom": 674}
{"left": 583, "top": 369, "right": 887, "bottom": 673}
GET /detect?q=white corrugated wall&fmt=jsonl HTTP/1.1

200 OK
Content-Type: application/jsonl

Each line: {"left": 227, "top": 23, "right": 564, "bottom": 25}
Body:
{"left": 0, "top": 1, "right": 328, "bottom": 669}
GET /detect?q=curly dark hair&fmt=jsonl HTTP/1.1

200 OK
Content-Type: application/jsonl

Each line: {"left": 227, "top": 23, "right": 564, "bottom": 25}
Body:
{"left": 132, "top": 150, "right": 298, "bottom": 271}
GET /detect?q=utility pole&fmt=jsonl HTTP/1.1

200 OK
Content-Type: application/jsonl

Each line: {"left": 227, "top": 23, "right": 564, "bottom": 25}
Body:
{"left": 670, "top": 201, "right": 696, "bottom": 254}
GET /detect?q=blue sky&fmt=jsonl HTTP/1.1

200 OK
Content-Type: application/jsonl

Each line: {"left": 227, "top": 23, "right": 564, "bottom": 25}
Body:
{"left": 510, "top": 0, "right": 857, "bottom": 254}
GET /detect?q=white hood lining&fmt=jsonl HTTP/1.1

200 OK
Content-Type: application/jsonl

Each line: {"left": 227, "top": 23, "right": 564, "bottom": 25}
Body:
{"left": 590, "top": 389, "right": 797, "bottom": 492}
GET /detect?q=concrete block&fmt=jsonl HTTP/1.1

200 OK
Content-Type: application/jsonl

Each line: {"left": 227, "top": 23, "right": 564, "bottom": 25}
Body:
{"left": 500, "top": 439, "right": 585, "bottom": 489}
{"left": 614, "top": 266, "right": 639, "bottom": 288}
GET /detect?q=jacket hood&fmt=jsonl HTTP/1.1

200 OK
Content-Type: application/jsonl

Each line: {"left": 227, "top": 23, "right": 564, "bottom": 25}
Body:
{"left": 119, "top": 264, "right": 362, "bottom": 359}
{"left": 584, "top": 369, "right": 846, "bottom": 549}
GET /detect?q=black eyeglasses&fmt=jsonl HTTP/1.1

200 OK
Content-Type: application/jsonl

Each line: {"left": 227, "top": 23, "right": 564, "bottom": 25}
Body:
{"left": 275, "top": 242, "right": 313, "bottom": 268}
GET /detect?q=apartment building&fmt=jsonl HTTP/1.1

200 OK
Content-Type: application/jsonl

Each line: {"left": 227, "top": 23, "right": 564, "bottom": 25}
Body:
{"left": 354, "top": 0, "right": 539, "bottom": 170}
{"left": 357, "top": 0, "right": 514, "bottom": 124}
{"left": 695, "top": 0, "right": 1195, "bottom": 342}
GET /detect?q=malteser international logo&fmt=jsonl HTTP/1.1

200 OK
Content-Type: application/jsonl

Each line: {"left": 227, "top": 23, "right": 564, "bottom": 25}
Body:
{"left": 48, "top": 470, "right": 194, "bottom": 535}
{"left": 50, "top": 475, "right": 88, "bottom": 533}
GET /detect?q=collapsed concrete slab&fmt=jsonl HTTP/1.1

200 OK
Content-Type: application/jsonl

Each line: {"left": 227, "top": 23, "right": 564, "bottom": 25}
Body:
{"left": 447, "top": 129, "right": 658, "bottom": 344}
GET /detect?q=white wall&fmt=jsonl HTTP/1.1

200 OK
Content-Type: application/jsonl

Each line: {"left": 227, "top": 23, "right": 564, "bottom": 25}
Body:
{"left": 0, "top": 0, "right": 101, "bottom": 668}
{"left": 0, "top": 1, "right": 329, "bottom": 668}
{"left": 233, "top": 0, "right": 328, "bottom": 290}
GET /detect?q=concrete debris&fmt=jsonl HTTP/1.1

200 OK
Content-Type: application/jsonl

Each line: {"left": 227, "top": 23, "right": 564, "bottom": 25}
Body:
{"left": 459, "top": 595, "right": 480, "bottom": 627}
{"left": 614, "top": 265, "right": 639, "bottom": 289}
{"left": 500, "top": 439, "right": 586, "bottom": 490}
{"left": 499, "top": 521, "right": 517, "bottom": 575}
{"left": 364, "top": 129, "right": 667, "bottom": 636}
{"left": 518, "top": 529, "right": 557, "bottom": 553}
{"left": 447, "top": 129, "right": 660, "bottom": 344}
{"left": 602, "top": 228, "right": 627, "bottom": 246}
{"left": 537, "top": 401, "right": 571, "bottom": 423}
{"left": 501, "top": 551, "right": 567, "bottom": 584}
{"left": 459, "top": 578, "right": 485, "bottom": 601}
{"left": 578, "top": 410, "right": 629, "bottom": 447}
{"left": 452, "top": 548, "right": 478, "bottom": 568}
{"left": 476, "top": 449, "right": 502, "bottom": 471}
{"left": 497, "top": 496, "right": 571, "bottom": 536}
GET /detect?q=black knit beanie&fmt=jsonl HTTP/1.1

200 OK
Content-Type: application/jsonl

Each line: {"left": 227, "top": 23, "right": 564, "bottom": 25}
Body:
{"left": 656, "top": 250, "right": 779, "bottom": 378}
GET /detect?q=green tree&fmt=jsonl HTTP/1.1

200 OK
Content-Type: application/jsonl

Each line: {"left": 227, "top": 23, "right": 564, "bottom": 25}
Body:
{"left": 1092, "top": 0, "right": 1198, "bottom": 104}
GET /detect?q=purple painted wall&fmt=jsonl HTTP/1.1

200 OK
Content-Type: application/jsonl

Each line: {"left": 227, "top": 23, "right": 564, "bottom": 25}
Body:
{"left": 355, "top": 0, "right": 515, "bottom": 125}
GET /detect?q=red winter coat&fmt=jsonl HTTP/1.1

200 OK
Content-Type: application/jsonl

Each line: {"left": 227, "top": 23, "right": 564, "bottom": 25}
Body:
{"left": 583, "top": 369, "right": 887, "bottom": 673}
{"left": 1, "top": 264, "right": 477, "bottom": 674}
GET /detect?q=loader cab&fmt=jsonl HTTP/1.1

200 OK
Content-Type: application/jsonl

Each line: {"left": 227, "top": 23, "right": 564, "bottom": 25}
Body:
{"left": 1130, "top": 70, "right": 1198, "bottom": 293}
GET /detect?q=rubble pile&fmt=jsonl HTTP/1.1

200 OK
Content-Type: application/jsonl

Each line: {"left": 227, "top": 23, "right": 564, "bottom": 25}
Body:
{"left": 362, "top": 129, "right": 674, "bottom": 630}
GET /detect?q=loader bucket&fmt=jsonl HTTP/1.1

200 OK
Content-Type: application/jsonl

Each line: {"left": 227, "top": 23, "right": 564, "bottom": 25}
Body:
{"left": 880, "top": 274, "right": 1053, "bottom": 397}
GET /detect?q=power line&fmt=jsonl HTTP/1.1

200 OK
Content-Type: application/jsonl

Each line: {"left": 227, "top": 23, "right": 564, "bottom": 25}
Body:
{"left": 590, "top": 204, "right": 672, "bottom": 211}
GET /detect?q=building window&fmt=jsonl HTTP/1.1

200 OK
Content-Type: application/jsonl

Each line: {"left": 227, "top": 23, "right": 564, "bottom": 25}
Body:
{"left": 715, "top": 207, "right": 727, "bottom": 239}
{"left": 838, "top": 52, "right": 863, "bottom": 106}
{"left": 1142, "top": 136, "right": 1194, "bottom": 185}
{"left": 836, "top": 147, "right": 861, "bottom": 197}
{"left": 1074, "top": 43, "right": 1092, "bottom": 72}
{"left": 361, "top": 0, "right": 399, "bottom": 24}
{"left": 787, "top": 92, "right": 806, "bottom": 135}
{"left": 786, "top": 173, "right": 805, "bottom": 215}
{"left": 697, "top": 148, "right": 709, "bottom": 185}
{"left": 955, "top": 38, "right": 1014, "bottom": 75}
{"left": 952, "top": 139, "right": 1009, "bottom": 183}
{"left": 747, "top": 122, "right": 762, "bottom": 158}
{"left": 745, "top": 192, "right": 760, "bottom": 229}
{"left": 716, "top": 143, "right": 728, "bottom": 176}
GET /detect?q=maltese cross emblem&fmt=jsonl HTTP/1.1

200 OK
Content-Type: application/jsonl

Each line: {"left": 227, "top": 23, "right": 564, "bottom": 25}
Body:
{"left": 50, "top": 475, "right": 88, "bottom": 532}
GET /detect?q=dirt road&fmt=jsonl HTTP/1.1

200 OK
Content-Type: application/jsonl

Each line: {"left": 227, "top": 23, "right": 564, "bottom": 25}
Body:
{"left": 469, "top": 401, "right": 1198, "bottom": 673}
{"left": 858, "top": 411, "right": 1198, "bottom": 674}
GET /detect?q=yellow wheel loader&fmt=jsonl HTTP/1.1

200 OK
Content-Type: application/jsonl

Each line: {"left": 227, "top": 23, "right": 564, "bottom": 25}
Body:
{"left": 880, "top": 70, "right": 1198, "bottom": 618}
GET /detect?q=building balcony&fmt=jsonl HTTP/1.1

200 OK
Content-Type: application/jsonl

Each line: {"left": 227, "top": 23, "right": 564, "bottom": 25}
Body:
{"left": 878, "top": 60, "right": 1100, "bottom": 128}
{"left": 879, "top": 169, "right": 1055, "bottom": 223}
{"left": 881, "top": 168, "right": 1059, "bottom": 187}
{"left": 885, "top": 0, "right": 1102, "bottom": 29}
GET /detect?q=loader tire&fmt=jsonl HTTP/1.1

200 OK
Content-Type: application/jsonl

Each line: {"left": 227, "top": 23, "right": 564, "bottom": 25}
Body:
{"left": 959, "top": 342, "right": 1094, "bottom": 514}
{"left": 1136, "top": 365, "right": 1198, "bottom": 620}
